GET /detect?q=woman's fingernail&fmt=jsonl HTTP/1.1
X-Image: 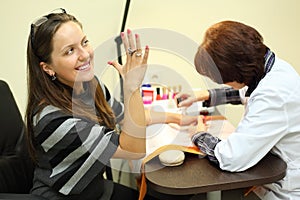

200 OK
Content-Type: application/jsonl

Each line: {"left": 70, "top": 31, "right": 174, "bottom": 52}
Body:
{"left": 135, "top": 33, "right": 139, "bottom": 39}
{"left": 107, "top": 61, "right": 113, "bottom": 65}
{"left": 121, "top": 32, "right": 125, "bottom": 37}
{"left": 146, "top": 45, "right": 149, "bottom": 50}
{"left": 127, "top": 29, "right": 131, "bottom": 34}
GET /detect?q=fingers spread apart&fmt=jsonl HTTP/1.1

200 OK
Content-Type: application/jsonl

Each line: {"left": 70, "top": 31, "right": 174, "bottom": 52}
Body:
{"left": 121, "top": 29, "right": 145, "bottom": 58}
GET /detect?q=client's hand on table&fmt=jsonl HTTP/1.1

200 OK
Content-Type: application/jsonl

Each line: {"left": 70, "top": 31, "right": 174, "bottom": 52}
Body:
{"left": 145, "top": 109, "right": 198, "bottom": 126}
{"left": 178, "top": 114, "right": 198, "bottom": 126}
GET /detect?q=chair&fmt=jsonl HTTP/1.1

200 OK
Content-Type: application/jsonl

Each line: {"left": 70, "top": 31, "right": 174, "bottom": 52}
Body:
{"left": 0, "top": 80, "right": 45, "bottom": 200}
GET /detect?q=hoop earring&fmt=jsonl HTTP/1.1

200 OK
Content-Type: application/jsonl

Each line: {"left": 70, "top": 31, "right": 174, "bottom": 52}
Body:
{"left": 51, "top": 74, "right": 57, "bottom": 81}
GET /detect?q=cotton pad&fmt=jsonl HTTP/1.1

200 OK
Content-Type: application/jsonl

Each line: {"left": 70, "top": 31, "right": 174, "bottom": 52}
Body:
{"left": 159, "top": 150, "right": 185, "bottom": 166}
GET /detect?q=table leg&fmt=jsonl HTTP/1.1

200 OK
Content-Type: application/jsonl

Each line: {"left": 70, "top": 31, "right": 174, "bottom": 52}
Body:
{"left": 207, "top": 191, "right": 221, "bottom": 200}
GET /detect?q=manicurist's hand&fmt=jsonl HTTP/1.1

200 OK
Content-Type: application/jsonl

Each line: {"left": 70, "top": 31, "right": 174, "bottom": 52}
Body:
{"left": 176, "top": 90, "right": 210, "bottom": 107}
{"left": 189, "top": 116, "right": 207, "bottom": 138}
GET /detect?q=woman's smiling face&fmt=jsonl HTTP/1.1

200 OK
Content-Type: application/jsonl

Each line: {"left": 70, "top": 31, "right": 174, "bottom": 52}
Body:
{"left": 41, "top": 21, "right": 94, "bottom": 92}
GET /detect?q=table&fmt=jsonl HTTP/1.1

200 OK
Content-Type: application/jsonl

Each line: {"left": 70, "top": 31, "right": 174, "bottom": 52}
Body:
{"left": 145, "top": 152, "right": 286, "bottom": 198}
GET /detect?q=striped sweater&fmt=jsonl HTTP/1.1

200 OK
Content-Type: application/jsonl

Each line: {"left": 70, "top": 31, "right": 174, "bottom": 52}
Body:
{"left": 31, "top": 82, "right": 124, "bottom": 199}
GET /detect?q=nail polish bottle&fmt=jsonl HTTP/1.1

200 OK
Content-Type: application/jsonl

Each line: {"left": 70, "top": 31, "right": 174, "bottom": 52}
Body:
{"left": 156, "top": 87, "right": 162, "bottom": 100}
{"left": 142, "top": 84, "right": 154, "bottom": 104}
{"left": 162, "top": 87, "right": 168, "bottom": 100}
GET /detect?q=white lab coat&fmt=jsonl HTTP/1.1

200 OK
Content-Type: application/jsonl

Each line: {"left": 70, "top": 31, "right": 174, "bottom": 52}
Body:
{"left": 214, "top": 57, "right": 300, "bottom": 199}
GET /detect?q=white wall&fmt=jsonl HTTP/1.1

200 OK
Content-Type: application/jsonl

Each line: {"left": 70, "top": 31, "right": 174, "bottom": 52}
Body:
{"left": 1, "top": 0, "right": 300, "bottom": 126}
{"left": 0, "top": 0, "right": 126, "bottom": 115}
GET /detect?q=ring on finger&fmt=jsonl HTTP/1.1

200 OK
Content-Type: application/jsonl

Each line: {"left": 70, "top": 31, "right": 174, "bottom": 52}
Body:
{"left": 135, "top": 48, "right": 142, "bottom": 57}
{"left": 135, "top": 52, "right": 142, "bottom": 57}
{"left": 128, "top": 48, "right": 136, "bottom": 56}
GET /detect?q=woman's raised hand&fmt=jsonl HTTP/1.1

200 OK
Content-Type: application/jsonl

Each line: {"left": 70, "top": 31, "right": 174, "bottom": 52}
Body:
{"left": 108, "top": 29, "right": 149, "bottom": 90}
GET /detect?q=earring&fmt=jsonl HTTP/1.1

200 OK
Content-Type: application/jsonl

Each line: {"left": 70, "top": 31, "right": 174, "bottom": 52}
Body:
{"left": 51, "top": 74, "right": 57, "bottom": 81}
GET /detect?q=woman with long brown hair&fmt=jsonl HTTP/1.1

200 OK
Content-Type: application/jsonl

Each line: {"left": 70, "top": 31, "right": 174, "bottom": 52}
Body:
{"left": 25, "top": 8, "right": 160, "bottom": 200}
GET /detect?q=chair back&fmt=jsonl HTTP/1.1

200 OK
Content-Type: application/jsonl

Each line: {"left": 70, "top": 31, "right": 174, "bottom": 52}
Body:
{"left": 0, "top": 80, "right": 25, "bottom": 156}
{"left": 0, "top": 80, "right": 34, "bottom": 193}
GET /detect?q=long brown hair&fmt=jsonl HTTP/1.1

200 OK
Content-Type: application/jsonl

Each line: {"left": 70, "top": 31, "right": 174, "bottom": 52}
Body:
{"left": 194, "top": 20, "right": 267, "bottom": 86}
{"left": 25, "top": 10, "right": 115, "bottom": 161}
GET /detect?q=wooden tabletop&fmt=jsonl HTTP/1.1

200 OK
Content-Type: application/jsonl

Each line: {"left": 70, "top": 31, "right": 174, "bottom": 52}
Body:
{"left": 145, "top": 153, "right": 287, "bottom": 195}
